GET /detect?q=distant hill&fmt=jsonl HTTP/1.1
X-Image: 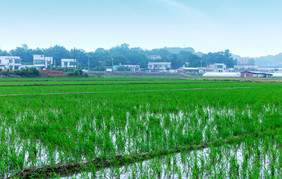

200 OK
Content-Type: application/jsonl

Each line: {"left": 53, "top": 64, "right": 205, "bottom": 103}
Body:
{"left": 162, "top": 47, "right": 195, "bottom": 54}
{"left": 232, "top": 54, "right": 250, "bottom": 61}
{"left": 195, "top": 52, "right": 204, "bottom": 57}
{"left": 255, "top": 53, "right": 282, "bottom": 65}
{"left": 160, "top": 48, "right": 282, "bottom": 66}
{"left": 158, "top": 47, "right": 282, "bottom": 66}
{"left": 232, "top": 53, "right": 282, "bottom": 65}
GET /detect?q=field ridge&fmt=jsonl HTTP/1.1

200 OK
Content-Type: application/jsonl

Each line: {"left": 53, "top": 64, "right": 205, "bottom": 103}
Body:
{"left": 12, "top": 127, "right": 281, "bottom": 179}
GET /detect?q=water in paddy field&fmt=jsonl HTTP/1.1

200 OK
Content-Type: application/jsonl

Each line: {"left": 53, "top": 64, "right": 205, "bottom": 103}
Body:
{"left": 2, "top": 104, "right": 280, "bottom": 178}
{"left": 66, "top": 141, "right": 280, "bottom": 178}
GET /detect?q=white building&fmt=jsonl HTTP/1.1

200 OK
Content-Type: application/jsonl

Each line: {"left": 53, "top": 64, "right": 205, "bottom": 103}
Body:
{"left": 234, "top": 64, "right": 259, "bottom": 71}
{"left": 19, "top": 65, "right": 35, "bottom": 69}
{"left": 206, "top": 63, "right": 227, "bottom": 73}
{"left": 203, "top": 72, "right": 240, "bottom": 78}
{"left": 148, "top": 62, "right": 171, "bottom": 72}
{"left": 148, "top": 55, "right": 162, "bottom": 60}
{"left": 258, "top": 64, "right": 282, "bottom": 73}
{"left": 61, "top": 59, "right": 76, "bottom": 68}
{"left": 113, "top": 63, "right": 140, "bottom": 72}
{"left": 0, "top": 56, "right": 22, "bottom": 70}
{"left": 106, "top": 67, "right": 113, "bottom": 72}
{"left": 33, "top": 55, "right": 53, "bottom": 69}
{"left": 123, "top": 65, "right": 140, "bottom": 72}
{"left": 177, "top": 65, "right": 206, "bottom": 74}
{"left": 272, "top": 73, "right": 282, "bottom": 78}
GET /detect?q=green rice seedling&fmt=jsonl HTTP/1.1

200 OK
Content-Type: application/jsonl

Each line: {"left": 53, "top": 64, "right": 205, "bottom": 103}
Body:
{"left": 1, "top": 77, "right": 281, "bottom": 178}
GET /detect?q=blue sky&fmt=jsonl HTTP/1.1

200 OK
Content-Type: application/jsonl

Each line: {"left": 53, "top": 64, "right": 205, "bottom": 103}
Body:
{"left": 0, "top": 0, "right": 281, "bottom": 57}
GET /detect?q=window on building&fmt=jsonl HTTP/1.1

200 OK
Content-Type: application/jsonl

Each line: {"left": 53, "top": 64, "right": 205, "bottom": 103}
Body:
{"left": 9, "top": 60, "right": 13, "bottom": 63}
{"left": 64, "top": 62, "right": 68, "bottom": 66}
{"left": 34, "top": 60, "right": 45, "bottom": 65}
{"left": 15, "top": 59, "right": 21, "bottom": 64}
{"left": 69, "top": 62, "right": 75, "bottom": 66}
{"left": 217, "top": 65, "right": 223, "bottom": 68}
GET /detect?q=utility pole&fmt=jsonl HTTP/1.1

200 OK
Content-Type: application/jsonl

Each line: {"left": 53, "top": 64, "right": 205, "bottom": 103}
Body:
{"left": 73, "top": 47, "right": 76, "bottom": 70}
{"left": 88, "top": 55, "right": 90, "bottom": 72}
{"left": 112, "top": 58, "right": 114, "bottom": 72}
{"left": 200, "top": 60, "right": 203, "bottom": 73}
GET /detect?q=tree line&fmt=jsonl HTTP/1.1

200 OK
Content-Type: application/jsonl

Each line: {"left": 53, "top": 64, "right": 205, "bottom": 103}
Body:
{"left": 0, "top": 44, "right": 238, "bottom": 70}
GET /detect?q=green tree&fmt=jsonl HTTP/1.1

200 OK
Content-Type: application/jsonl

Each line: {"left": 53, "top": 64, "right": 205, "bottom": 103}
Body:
{"left": 188, "top": 54, "right": 203, "bottom": 67}
{"left": 0, "top": 49, "right": 9, "bottom": 56}
{"left": 10, "top": 44, "right": 33, "bottom": 64}
{"left": 45, "top": 45, "right": 71, "bottom": 66}
{"left": 201, "top": 49, "right": 237, "bottom": 68}
{"left": 247, "top": 58, "right": 256, "bottom": 64}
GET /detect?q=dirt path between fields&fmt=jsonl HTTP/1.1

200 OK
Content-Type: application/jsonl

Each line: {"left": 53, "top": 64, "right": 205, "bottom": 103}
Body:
{"left": 0, "top": 78, "right": 280, "bottom": 84}
{"left": 11, "top": 128, "right": 280, "bottom": 178}
{"left": 0, "top": 79, "right": 187, "bottom": 83}
{"left": 0, "top": 87, "right": 252, "bottom": 97}
{"left": 0, "top": 81, "right": 236, "bottom": 87}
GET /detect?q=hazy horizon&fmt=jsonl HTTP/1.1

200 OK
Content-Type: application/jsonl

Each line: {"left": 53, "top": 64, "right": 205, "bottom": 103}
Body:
{"left": 1, "top": 0, "right": 281, "bottom": 57}
{"left": 2, "top": 44, "right": 282, "bottom": 59}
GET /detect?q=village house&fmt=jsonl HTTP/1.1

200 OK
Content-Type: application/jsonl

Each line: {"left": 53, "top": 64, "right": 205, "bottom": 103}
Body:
{"left": 61, "top": 59, "right": 76, "bottom": 68}
{"left": 113, "top": 63, "right": 140, "bottom": 72}
{"left": 106, "top": 67, "right": 113, "bottom": 72}
{"left": 33, "top": 55, "right": 53, "bottom": 69}
{"left": 234, "top": 64, "right": 259, "bottom": 71}
{"left": 177, "top": 66, "right": 200, "bottom": 74}
{"left": 240, "top": 71, "right": 273, "bottom": 78}
{"left": 0, "top": 56, "right": 22, "bottom": 70}
{"left": 148, "top": 62, "right": 171, "bottom": 72}
{"left": 258, "top": 64, "right": 282, "bottom": 73}
{"left": 206, "top": 63, "right": 227, "bottom": 73}
{"left": 122, "top": 65, "right": 140, "bottom": 72}
{"left": 148, "top": 55, "right": 162, "bottom": 60}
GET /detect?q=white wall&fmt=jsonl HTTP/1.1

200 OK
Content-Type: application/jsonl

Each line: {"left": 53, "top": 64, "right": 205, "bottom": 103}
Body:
{"left": 148, "top": 62, "right": 171, "bottom": 70}
{"left": 206, "top": 63, "right": 227, "bottom": 72}
{"left": 33, "top": 55, "right": 53, "bottom": 69}
{"left": 61, "top": 59, "right": 76, "bottom": 68}
{"left": 0, "top": 56, "right": 21, "bottom": 70}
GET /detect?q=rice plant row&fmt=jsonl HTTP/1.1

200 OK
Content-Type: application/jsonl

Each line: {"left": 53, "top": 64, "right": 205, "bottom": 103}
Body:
{"left": 0, "top": 78, "right": 281, "bottom": 178}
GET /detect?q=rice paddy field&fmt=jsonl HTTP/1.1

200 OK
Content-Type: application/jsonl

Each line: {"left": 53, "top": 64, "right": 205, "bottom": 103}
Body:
{"left": 0, "top": 77, "right": 281, "bottom": 178}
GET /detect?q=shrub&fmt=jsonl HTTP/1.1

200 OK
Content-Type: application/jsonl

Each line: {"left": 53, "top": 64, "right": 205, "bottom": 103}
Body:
{"left": 2, "top": 68, "right": 41, "bottom": 77}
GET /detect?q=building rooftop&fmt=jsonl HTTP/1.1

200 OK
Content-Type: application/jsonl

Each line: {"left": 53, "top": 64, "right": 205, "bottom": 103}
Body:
{"left": 181, "top": 67, "right": 199, "bottom": 70}
{"left": 148, "top": 62, "right": 171, "bottom": 64}
{"left": 242, "top": 71, "right": 273, "bottom": 75}
{"left": 235, "top": 64, "right": 258, "bottom": 66}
